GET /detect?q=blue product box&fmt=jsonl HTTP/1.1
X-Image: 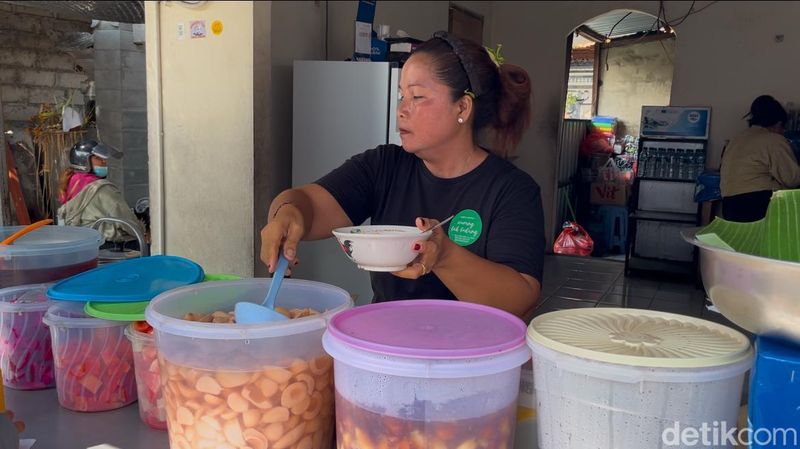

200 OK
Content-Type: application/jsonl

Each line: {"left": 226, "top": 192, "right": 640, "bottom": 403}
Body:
{"left": 748, "top": 336, "right": 800, "bottom": 449}
{"left": 371, "top": 37, "right": 387, "bottom": 61}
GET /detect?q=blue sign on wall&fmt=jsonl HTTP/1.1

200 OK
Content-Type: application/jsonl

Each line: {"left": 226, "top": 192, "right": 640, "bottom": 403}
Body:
{"left": 640, "top": 106, "right": 711, "bottom": 140}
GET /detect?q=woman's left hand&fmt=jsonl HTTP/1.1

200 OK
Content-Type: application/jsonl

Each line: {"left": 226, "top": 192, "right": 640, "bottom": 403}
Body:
{"left": 392, "top": 217, "right": 451, "bottom": 280}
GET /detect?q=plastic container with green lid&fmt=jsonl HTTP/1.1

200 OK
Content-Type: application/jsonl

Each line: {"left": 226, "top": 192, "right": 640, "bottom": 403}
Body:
{"left": 527, "top": 308, "right": 753, "bottom": 449}
{"left": 0, "top": 226, "right": 100, "bottom": 288}
{"left": 85, "top": 273, "right": 239, "bottom": 322}
{"left": 43, "top": 302, "right": 137, "bottom": 412}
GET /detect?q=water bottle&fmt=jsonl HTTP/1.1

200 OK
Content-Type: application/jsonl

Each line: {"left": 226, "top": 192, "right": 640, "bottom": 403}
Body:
{"left": 676, "top": 149, "right": 686, "bottom": 180}
{"left": 685, "top": 149, "right": 697, "bottom": 180}
{"left": 650, "top": 151, "right": 659, "bottom": 178}
{"left": 638, "top": 148, "right": 648, "bottom": 177}
{"left": 656, "top": 149, "right": 666, "bottom": 178}
{"left": 696, "top": 151, "right": 706, "bottom": 175}
{"left": 651, "top": 149, "right": 659, "bottom": 178}
{"left": 666, "top": 148, "right": 676, "bottom": 179}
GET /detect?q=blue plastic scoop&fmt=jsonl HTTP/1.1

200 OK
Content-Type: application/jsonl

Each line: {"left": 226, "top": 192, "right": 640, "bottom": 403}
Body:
{"left": 235, "top": 253, "right": 290, "bottom": 324}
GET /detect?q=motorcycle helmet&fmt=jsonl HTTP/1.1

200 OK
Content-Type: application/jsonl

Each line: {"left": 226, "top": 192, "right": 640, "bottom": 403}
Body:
{"left": 68, "top": 140, "right": 123, "bottom": 172}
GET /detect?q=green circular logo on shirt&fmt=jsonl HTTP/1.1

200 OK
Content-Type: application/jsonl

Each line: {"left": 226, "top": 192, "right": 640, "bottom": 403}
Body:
{"left": 448, "top": 209, "right": 483, "bottom": 246}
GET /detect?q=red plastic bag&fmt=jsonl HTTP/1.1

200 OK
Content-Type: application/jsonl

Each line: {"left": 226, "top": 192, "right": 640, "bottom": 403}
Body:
{"left": 579, "top": 132, "right": 613, "bottom": 157}
{"left": 553, "top": 221, "right": 594, "bottom": 257}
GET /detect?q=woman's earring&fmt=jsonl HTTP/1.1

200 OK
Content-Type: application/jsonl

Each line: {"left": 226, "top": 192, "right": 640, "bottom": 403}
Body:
{"left": 457, "top": 117, "right": 464, "bottom": 124}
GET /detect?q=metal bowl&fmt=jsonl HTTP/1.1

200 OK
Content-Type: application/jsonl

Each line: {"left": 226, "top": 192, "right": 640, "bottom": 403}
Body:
{"left": 683, "top": 229, "right": 800, "bottom": 341}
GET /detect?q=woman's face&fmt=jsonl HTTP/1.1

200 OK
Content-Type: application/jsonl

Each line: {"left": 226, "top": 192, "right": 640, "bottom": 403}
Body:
{"left": 91, "top": 155, "right": 107, "bottom": 167}
{"left": 397, "top": 55, "right": 462, "bottom": 154}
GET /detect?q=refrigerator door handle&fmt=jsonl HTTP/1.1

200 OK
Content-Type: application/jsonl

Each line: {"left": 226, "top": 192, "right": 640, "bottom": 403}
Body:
{"left": 388, "top": 67, "right": 402, "bottom": 146}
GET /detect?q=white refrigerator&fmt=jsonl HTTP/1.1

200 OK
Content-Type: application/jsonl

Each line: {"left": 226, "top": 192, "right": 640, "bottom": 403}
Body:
{"left": 291, "top": 61, "right": 401, "bottom": 305}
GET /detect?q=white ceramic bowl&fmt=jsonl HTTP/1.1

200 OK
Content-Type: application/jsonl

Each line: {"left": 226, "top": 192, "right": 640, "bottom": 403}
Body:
{"left": 332, "top": 225, "right": 432, "bottom": 272}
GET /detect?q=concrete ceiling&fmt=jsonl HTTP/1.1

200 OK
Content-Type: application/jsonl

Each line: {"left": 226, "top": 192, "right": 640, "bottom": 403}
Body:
{"left": 583, "top": 10, "right": 663, "bottom": 40}
{"left": 6, "top": 1, "right": 145, "bottom": 23}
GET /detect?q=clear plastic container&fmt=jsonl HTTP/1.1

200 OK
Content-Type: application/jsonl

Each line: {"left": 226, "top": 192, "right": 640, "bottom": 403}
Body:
{"left": 323, "top": 300, "right": 531, "bottom": 449}
{"left": 0, "top": 226, "right": 100, "bottom": 288}
{"left": 43, "top": 302, "right": 136, "bottom": 412}
{"left": 527, "top": 308, "right": 753, "bottom": 449}
{"left": 125, "top": 324, "right": 166, "bottom": 430}
{"left": 514, "top": 360, "right": 539, "bottom": 449}
{"left": 0, "top": 284, "right": 55, "bottom": 390}
{"left": 144, "top": 278, "right": 353, "bottom": 449}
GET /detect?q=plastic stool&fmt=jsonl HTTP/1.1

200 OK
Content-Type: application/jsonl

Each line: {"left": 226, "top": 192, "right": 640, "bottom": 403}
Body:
{"left": 584, "top": 219, "right": 608, "bottom": 256}
{"left": 596, "top": 205, "right": 628, "bottom": 252}
{"left": 749, "top": 336, "right": 800, "bottom": 448}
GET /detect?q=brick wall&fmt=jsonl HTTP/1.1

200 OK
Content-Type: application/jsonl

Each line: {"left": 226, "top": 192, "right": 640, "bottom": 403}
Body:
{"left": 94, "top": 21, "right": 148, "bottom": 207}
{"left": 0, "top": 3, "right": 92, "bottom": 142}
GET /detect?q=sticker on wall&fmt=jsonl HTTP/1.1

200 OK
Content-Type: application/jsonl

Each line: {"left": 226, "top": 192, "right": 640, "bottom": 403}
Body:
{"left": 190, "top": 20, "right": 207, "bottom": 39}
{"left": 177, "top": 22, "right": 185, "bottom": 40}
{"left": 448, "top": 209, "right": 483, "bottom": 247}
{"left": 211, "top": 20, "right": 223, "bottom": 36}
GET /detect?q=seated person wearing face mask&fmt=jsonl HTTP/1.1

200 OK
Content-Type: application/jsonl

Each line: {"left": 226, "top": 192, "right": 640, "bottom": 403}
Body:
{"left": 57, "top": 140, "right": 143, "bottom": 244}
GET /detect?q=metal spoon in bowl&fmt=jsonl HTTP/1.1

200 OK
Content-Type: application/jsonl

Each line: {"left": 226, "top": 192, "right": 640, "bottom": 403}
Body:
{"left": 421, "top": 215, "right": 454, "bottom": 234}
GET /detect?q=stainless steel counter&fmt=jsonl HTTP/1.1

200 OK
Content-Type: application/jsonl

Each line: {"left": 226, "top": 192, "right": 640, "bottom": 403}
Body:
{"left": 7, "top": 388, "right": 168, "bottom": 449}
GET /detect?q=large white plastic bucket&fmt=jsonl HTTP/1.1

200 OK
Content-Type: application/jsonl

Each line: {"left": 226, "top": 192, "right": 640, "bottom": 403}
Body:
{"left": 527, "top": 308, "right": 753, "bottom": 449}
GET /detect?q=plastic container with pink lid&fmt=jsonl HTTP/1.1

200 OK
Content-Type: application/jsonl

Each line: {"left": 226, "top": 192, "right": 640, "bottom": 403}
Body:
{"left": 322, "top": 299, "right": 531, "bottom": 449}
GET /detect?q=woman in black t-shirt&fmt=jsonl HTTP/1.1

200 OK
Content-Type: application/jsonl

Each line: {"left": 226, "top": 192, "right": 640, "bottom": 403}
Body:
{"left": 260, "top": 31, "right": 544, "bottom": 319}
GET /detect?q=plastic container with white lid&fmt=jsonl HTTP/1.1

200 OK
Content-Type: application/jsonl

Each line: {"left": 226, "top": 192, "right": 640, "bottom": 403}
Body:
{"left": 323, "top": 299, "right": 531, "bottom": 449}
{"left": 0, "top": 226, "right": 100, "bottom": 287}
{"left": 527, "top": 308, "right": 753, "bottom": 449}
{"left": 0, "top": 284, "right": 55, "bottom": 390}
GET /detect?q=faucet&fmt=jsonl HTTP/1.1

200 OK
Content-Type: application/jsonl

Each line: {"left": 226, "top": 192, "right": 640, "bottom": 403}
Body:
{"left": 90, "top": 217, "right": 150, "bottom": 257}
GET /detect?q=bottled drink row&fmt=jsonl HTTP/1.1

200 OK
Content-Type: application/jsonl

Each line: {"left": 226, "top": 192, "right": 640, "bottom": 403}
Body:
{"left": 637, "top": 147, "right": 705, "bottom": 180}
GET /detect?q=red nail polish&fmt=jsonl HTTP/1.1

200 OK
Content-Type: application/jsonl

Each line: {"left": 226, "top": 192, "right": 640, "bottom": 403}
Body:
{"left": 413, "top": 243, "right": 421, "bottom": 251}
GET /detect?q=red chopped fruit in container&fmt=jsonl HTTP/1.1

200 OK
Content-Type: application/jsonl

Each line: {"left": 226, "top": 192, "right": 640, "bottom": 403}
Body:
{"left": 0, "top": 284, "right": 55, "bottom": 390}
{"left": 126, "top": 321, "right": 166, "bottom": 430}
{"left": 43, "top": 302, "right": 137, "bottom": 412}
{"left": 42, "top": 256, "right": 206, "bottom": 414}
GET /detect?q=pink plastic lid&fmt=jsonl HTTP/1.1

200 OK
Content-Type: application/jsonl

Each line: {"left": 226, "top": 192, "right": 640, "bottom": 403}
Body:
{"left": 327, "top": 299, "right": 527, "bottom": 359}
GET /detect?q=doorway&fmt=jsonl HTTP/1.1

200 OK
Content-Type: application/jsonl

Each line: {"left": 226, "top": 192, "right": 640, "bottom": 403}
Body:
{"left": 0, "top": 2, "right": 149, "bottom": 256}
{"left": 554, "top": 9, "right": 676, "bottom": 260}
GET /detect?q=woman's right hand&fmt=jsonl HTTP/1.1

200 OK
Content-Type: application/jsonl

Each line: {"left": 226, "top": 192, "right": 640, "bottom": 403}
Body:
{"left": 260, "top": 203, "right": 305, "bottom": 274}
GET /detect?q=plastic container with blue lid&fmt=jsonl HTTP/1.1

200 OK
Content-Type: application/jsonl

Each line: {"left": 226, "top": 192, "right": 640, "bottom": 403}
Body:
{"left": 46, "top": 255, "right": 204, "bottom": 303}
